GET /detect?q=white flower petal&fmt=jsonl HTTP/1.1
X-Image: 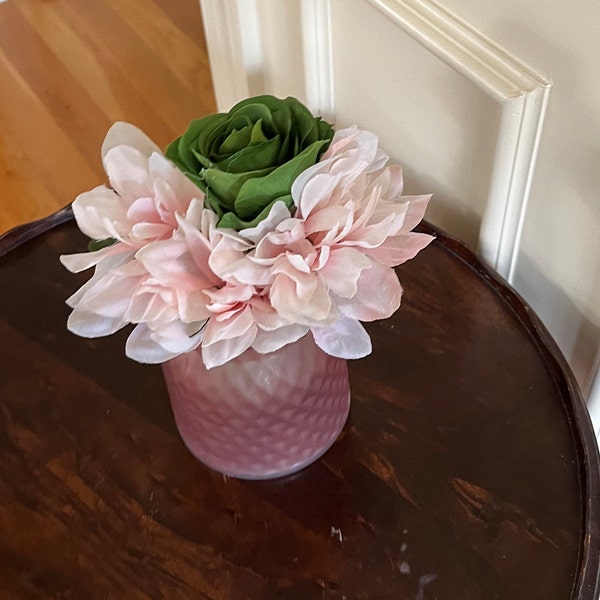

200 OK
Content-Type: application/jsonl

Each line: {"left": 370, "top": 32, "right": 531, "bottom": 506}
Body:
{"left": 149, "top": 153, "right": 204, "bottom": 211}
{"left": 67, "top": 306, "right": 127, "bottom": 338}
{"left": 151, "top": 320, "right": 206, "bottom": 353}
{"left": 60, "top": 246, "right": 114, "bottom": 273}
{"left": 125, "top": 321, "right": 205, "bottom": 363}
{"left": 64, "top": 251, "right": 136, "bottom": 307}
{"left": 72, "top": 186, "right": 126, "bottom": 242}
{"left": 103, "top": 146, "right": 152, "bottom": 198}
{"left": 125, "top": 324, "right": 181, "bottom": 363}
{"left": 240, "top": 200, "right": 292, "bottom": 243}
{"left": 101, "top": 121, "right": 162, "bottom": 160}
{"left": 201, "top": 322, "right": 257, "bottom": 369}
{"left": 252, "top": 324, "right": 308, "bottom": 354}
{"left": 311, "top": 316, "right": 372, "bottom": 359}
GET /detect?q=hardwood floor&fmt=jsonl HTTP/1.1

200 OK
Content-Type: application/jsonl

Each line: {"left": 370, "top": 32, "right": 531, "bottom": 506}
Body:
{"left": 0, "top": 0, "right": 216, "bottom": 234}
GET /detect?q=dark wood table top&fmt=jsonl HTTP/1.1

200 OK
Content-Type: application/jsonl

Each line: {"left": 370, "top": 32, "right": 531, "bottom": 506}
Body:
{"left": 1, "top": 208, "right": 598, "bottom": 600}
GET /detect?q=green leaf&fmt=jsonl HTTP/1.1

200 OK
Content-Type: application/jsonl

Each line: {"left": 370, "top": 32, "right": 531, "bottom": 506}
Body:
{"left": 88, "top": 237, "right": 117, "bottom": 251}
{"left": 287, "top": 96, "right": 320, "bottom": 145}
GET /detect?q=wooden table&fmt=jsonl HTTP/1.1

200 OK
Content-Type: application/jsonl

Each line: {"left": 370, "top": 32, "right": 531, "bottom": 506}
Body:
{"left": 1, "top": 208, "right": 598, "bottom": 600}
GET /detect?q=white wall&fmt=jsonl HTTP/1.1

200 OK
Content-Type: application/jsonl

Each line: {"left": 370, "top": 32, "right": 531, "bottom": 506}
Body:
{"left": 200, "top": 0, "right": 600, "bottom": 434}
{"left": 437, "top": 0, "right": 600, "bottom": 430}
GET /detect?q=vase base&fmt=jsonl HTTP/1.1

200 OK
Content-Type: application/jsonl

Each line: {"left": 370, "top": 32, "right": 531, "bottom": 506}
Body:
{"left": 180, "top": 391, "right": 351, "bottom": 480}
{"left": 162, "top": 335, "right": 352, "bottom": 480}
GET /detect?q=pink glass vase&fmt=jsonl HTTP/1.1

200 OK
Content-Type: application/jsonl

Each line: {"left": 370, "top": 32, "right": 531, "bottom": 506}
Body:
{"left": 161, "top": 334, "right": 351, "bottom": 480}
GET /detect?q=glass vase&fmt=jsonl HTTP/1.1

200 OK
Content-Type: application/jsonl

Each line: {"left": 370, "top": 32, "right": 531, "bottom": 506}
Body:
{"left": 161, "top": 334, "right": 351, "bottom": 480}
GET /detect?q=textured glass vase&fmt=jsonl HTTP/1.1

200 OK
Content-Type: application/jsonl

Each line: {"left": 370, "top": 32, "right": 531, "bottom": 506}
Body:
{"left": 161, "top": 334, "right": 351, "bottom": 480}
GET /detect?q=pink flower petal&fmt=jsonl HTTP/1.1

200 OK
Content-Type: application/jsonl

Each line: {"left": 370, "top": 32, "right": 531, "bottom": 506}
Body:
{"left": 240, "top": 200, "right": 292, "bottom": 243}
{"left": 252, "top": 324, "right": 309, "bottom": 354}
{"left": 366, "top": 232, "right": 434, "bottom": 267}
{"left": 126, "top": 288, "right": 176, "bottom": 324}
{"left": 176, "top": 289, "right": 213, "bottom": 323}
{"left": 203, "top": 306, "right": 256, "bottom": 345}
{"left": 334, "top": 260, "right": 402, "bottom": 321}
{"left": 400, "top": 195, "right": 432, "bottom": 231}
{"left": 270, "top": 272, "right": 335, "bottom": 325}
{"left": 321, "top": 126, "right": 379, "bottom": 163}
{"left": 205, "top": 283, "right": 255, "bottom": 306}
{"left": 208, "top": 233, "right": 257, "bottom": 283}
{"left": 318, "top": 247, "right": 371, "bottom": 299}
{"left": 202, "top": 311, "right": 258, "bottom": 369}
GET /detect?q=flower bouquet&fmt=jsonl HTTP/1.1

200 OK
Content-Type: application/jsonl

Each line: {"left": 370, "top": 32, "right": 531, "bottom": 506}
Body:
{"left": 61, "top": 95, "right": 433, "bottom": 478}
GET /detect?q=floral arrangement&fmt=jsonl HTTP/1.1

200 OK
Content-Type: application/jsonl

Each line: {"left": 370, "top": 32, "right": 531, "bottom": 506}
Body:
{"left": 61, "top": 95, "right": 433, "bottom": 369}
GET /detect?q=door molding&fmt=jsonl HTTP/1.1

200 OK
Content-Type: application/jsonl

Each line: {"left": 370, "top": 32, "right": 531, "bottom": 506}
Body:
{"left": 199, "top": 0, "right": 250, "bottom": 105}
{"left": 199, "top": 0, "right": 551, "bottom": 282}
{"left": 587, "top": 349, "right": 600, "bottom": 436}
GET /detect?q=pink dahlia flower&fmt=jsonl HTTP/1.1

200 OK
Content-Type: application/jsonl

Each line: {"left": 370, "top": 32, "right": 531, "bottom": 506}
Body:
{"left": 61, "top": 124, "right": 214, "bottom": 361}
{"left": 299, "top": 126, "right": 434, "bottom": 357}
{"left": 211, "top": 126, "right": 434, "bottom": 360}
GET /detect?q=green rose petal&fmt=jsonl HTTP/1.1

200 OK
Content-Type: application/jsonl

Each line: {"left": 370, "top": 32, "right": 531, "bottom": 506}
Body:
{"left": 228, "top": 104, "right": 275, "bottom": 133}
{"left": 218, "top": 196, "right": 294, "bottom": 230}
{"left": 203, "top": 165, "right": 274, "bottom": 209}
{"left": 182, "top": 170, "right": 205, "bottom": 190}
{"left": 214, "top": 135, "right": 281, "bottom": 173}
{"left": 234, "top": 139, "right": 329, "bottom": 219}
{"left": 166, "top": 113, "right": 225, "bottom": 170}
{"left": 220, "top": 126, "right": 253, "bottom": 155}
{"left": 204, "top": 188, "right": 225, "bottom": 217}
{"left": 166, "top": 95, "right": 334, "bottom": 231}
{"left": 249, "top": 119, "right": 269, "bottom": 145}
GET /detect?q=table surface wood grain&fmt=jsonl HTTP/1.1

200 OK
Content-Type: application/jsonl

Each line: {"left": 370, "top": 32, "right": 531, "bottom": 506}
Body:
{"left": 0, "top": 210, "right": 598, "bottom": 600}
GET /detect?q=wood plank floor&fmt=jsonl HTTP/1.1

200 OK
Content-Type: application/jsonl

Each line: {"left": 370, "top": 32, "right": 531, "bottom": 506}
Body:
{"left": 0, "top": 0, "right": 216, "bottom": 234}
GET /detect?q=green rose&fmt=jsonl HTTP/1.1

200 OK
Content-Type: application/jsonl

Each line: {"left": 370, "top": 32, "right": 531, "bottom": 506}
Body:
{"left": 165, "top": 95, "right": 334, "bottom": 230}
